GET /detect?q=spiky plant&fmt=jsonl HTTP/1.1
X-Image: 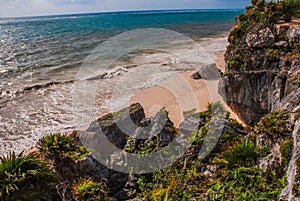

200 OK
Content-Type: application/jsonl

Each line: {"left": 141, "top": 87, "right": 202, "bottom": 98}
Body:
{"left": 38, "top": 133, "right": 77, "bottom": 163}
{"left": 0, "top": 152, "right": 56, "bottom": 201}
{"left": 72, "top": 178, "right": 110, "bottom": 201}
{"left": 218, "top": 139, "right": 259, "bottom": 169}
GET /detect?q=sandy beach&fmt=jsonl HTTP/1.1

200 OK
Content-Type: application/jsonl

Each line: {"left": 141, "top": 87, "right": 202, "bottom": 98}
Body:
{"left": 130, "top": 50, "right": 245, "bottom": 127}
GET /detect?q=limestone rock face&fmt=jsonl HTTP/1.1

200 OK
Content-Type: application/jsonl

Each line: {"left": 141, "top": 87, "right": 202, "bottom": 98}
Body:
{"left": 246, "top": 27, "right": 275, "bottom": 48}
{"left": 287, "top": 25, "right": 300, "bottom": 45}
{"left": 224, "top": 24, "right": 300, "bottom": 124}
{"left": 223, "top": 71, "right": 286, "bottom": 124}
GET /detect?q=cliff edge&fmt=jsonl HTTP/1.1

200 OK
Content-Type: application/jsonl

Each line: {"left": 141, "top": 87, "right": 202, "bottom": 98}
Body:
{"left": 223, "top": 1, "right": 300, "bottom": 124}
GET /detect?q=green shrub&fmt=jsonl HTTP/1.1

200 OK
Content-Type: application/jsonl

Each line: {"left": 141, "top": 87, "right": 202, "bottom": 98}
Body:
{"left": 135, "top": 160, "right": 205, "bottom": 200}
{"left": 280, "top": 138, "right": 294, "bottom": 165}
{"left": 254, "top": 110, "right": 292, "bottom": 141}
{"left": 208, "top": 165, "right": 285, "bottom": 200}
{"left": 216, "top": 139, "right": 259, "bottom": 169}
{"left": 72, "top": 178, "right": 112, "bottom": 201}
{"left": 192, "top": 126, "right": 208, "bottom": 145}
{"left": 0, "top": 152, "right": 56, "bottom": 200}
{"left": 277, "top": 0, "right": 300, "bottom": 22}
{"left": 228, "top": 118, "right": 244, "bottom": 129}
{"left": 38, "top": 133, "right": 78, "bottom": 162}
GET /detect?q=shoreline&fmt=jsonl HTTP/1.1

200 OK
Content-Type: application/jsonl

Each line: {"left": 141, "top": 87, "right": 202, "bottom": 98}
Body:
{"left": 0, "top": 36, "right": 247, "bottom": 156}
{"left": 130, "top": 50, "right": 246, "bottom": 127}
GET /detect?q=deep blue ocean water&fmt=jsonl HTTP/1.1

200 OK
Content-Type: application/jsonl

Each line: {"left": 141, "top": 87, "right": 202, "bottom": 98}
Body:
{"left": 0, "top": 9, "right": 243, "bottom": 154}
{"left": 0, "top": 9, "right": 242, "bottom": 88}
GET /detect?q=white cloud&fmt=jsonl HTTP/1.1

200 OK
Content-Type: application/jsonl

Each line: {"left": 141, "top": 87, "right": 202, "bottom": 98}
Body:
{"left": 48, "top": 0, "right": 99, "bottom": 5}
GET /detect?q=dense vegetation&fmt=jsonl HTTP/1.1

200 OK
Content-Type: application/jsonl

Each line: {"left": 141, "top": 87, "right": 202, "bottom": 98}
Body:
{"left": 129, "top": 109, "right": 289, "bottom": 200}
{"left": 0, "top": 152, "right": 56, "bottom": 201}
{"left": 226, "top": 0, "right": 300, "bottom": 71}
{"left": 0, "top": 107, "right": 295, "bottom": 200}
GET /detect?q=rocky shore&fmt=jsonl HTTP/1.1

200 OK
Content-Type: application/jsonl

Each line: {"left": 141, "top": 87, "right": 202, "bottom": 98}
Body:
{"left": 1, "top": 1, "right": 300, "bottom": 200}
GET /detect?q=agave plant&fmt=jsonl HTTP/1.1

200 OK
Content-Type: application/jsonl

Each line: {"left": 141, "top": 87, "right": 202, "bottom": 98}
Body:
{"left": 72, "top": 178, "right": 110, "bottom": 201}
{"left": 0, "top": 152, "right": 56, "bottom": 201}
{"left": 219, "top": 139, "right": 259, "bottom": 169}
{"left": 38, "top": 133, "right": 77, "bottom": 163}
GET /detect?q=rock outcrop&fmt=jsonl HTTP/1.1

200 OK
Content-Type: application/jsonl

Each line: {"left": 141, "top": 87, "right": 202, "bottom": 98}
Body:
{"left": 73, "top": 103, "right": 176, "bottom": 200}
{"left": 224, "top": 22, "right": 300, "bottom": 124}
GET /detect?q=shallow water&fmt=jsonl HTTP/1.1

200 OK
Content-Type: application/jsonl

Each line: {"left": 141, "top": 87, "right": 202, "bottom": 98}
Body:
{"left": 0, "top": 9, "right": 239, "bottom": 155}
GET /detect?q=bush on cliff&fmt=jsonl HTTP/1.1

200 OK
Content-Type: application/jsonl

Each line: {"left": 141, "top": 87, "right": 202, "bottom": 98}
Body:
{"left": 226, "top": 0, "right": 300, "bottom": 71}
{"left": 38, "top": 133, "right": 78, "bottom": 163}
{"left": 72, "top": 178, "right": 113, "bottom": 201}
{"left": 0, "top": 152, "right": 56, "bottom": 201}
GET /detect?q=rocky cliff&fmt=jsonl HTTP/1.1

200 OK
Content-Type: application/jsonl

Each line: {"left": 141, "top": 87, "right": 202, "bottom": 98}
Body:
{"left": 222, "top": 2, "right": 300, "bottom": 200}
{"left": 223, "top": 20, "right": 300, "bottom": 124}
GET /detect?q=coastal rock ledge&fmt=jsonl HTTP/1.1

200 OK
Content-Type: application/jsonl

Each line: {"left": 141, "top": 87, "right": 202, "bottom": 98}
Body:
{"left": 223, "top": 23, "right": 300, "bottom": 124}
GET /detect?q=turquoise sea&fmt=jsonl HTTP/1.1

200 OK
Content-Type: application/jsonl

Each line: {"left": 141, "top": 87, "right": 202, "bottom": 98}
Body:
{"left": 0, "top": 9, "right": 242, "bottom": 154}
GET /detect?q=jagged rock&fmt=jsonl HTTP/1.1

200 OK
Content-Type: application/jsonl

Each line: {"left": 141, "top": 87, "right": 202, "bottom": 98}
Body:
{"left": 287, "top": 25, "right": 300, "bottom": 45}
{"left": 275, "top": 41, "right": 289, "bottom": 48}
{"left": 278, "top": 89, "right": 300, "bottom": 112}
{"left": 97, "top": 169, "right": 110, "bottom": 179}
{"left": 75, "top": 104, "right": 176, "bottom": 200}
{"left": 223, "top": 71, "right": 285, "bottom": 124}
{"left": 76, "top": 155, "right": 98, "bottom": 175}
{"left": 86, "top": 103, "right": 145, "bottom": 148}
{"left": 258, "top": 143, "right": 282, "bottom": 174}
{"left": 201, "top": 164, "right": 217, "bottom": 176}
{"left": 276, "top": 24, "right": 290, "bottom": 36}
{"left": 125, "top": 108, "right": 176, "bottom": 150}
{"left": 246, "top": 27, "right": 275, "bottom": 48}
{"left": 108, "top": 172, "right": 129, "bottom": 194}
{"left": 114, "top": 189, "right": 135, "bottom": 201}
{"left": 179, "top": 113, "right": 206, "bottom": 135}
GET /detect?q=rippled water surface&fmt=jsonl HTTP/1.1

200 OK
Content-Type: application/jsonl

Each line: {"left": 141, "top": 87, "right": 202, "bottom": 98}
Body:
{"left": 0, "top": 9, "right": 241, "bottom": 154}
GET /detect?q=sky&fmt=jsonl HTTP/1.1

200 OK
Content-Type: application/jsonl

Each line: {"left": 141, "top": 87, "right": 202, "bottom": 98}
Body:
{"left": 0, "top": 0, "right": 251, "bottom": 18}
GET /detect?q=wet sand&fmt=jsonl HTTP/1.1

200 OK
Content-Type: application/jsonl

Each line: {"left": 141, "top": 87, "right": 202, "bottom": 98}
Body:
{"left": 130, "top": 51, "right": 246, "bottom": 127}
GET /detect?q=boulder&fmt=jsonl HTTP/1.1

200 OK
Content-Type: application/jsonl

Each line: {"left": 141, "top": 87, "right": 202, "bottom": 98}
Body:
{"left": 179, "top": 113, "right": 206, "bottom": 135}
{"left": 86, "top": 103, "right": 145, "bottom": 148}
{"left": 197, "top": 63, "right": 222, "bottom": 80}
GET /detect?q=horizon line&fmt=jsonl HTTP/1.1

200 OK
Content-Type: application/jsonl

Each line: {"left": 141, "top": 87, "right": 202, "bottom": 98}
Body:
{"left": 0, "top": 8, "right": 245, "bottom": 20}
